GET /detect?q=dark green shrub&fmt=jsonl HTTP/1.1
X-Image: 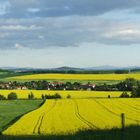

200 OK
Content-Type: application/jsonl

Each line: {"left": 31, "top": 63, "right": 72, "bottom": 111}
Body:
{"left": 67, "top": 94, "right": 71, "bottom": 99}
{"left": 45, "top": 93, "right": 61, "bottom": 99}
{"left": 120, "top": 92, "right": 129, "bottom": 98}
{"left": 108, "top": 95, "right": 111, "bottom": 98}
{"left": 8, "top": 92, "right": 18, "bottom": 100}
{"left": 54, "top": 93, "right": 61, "bottom": 99}
{"left": 0, "top": 94, "right": 6, "bottom": 100}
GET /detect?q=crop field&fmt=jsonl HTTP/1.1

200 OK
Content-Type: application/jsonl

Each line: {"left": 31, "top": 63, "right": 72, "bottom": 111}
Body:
{"left": 7, "top": 73, "right": 140, "bottom": 81}
{"left": 0, "top": 100, "right": 42, "bottom": 133}
{"left": 3, "top": 98, "right": 140, "bottom": 135}
{"left": 0, "top": 90, "right": 124, "bottom": 99}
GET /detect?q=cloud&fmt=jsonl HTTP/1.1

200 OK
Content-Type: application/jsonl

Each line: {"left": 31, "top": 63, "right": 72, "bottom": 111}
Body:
{"left": 14, "top": 43, "right": 24, "bottom": 49}
{"left": 27, "top": 8, "right": 40, "bottom": 13}
{"left": 0, "top": 1, "right": 11, "bottom": 16}
{"left": 0, "top": 16, "right": 140, "bottom": 50}
{"left": 1, "top": 0, "right": 140, "bottom": 18}
{"left": 0, "top": 25, "right": 42, "bottom": 30}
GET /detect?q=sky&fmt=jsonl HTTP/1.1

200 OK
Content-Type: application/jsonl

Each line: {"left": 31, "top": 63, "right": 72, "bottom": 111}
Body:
{"left": 0, "top": 0, "right": 140, "bottom": 68}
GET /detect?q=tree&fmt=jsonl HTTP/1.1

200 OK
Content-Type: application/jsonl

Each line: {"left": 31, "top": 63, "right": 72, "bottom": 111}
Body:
{"left": 117, "top": 78, "right": 138, "bottom": 91}
{"left": 8, "top": 92, "right": 17, "bottom": 100}
{"left": 0, "top": 94, "right": 6, "bottom": 100}
{"left": 41, "top": 94, "right": 45, "bottom": 100}
{"left": 120, "top": 92, "right": 129, "bottom": 98}
{"left": 30, "top": 92, "right": 34, "bottom": 99}
{"left": 28, "top": 92, "right": 34, "bottom": 99}
{"left": 67, "top": 94, "right": 71, "bottom": 99}
{"left": 131, "top": 88, "right": 140, "bottom": 97}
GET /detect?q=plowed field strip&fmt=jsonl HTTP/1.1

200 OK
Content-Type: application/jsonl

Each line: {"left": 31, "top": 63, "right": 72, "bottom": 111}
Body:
{"left": 73, "top": 99, "right": 99, "bottom": 129}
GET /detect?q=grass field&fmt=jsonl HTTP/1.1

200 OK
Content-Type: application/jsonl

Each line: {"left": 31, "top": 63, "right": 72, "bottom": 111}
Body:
{"left": 3, "top": 98, "right": 140, "bottom": 135}
{"left": 0, "top": 100, "right": 43, "bottom": 133}
{"left": 7, "top": 73, "right": 140, "bottom": 81}
{"left": 0, "top": 90, "right": 124, "bottom": 99}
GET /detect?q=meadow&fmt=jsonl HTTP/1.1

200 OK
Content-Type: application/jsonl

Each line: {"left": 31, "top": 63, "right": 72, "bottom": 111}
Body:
{"left": 8, "top": 73, "right": 140, "bottom": 81}
{"left": 3, "top": 98, "right": 140, "bottom": 135}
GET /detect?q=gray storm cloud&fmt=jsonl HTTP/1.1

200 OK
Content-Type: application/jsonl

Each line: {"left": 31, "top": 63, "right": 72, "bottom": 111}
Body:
{"left": 0, "top": 0, "right": 140, "bottom": 18}
{"left": 0, "top": 0, "right": 140, "bottom": 49}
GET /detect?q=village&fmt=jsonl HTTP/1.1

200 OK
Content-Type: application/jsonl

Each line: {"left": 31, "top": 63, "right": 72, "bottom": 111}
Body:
{"left": 0, "top": 81, "right": 96, "bottom": 91}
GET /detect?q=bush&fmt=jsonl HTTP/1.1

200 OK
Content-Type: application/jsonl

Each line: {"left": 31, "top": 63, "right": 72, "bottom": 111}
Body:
{"left": 67, "top": 94, "right": 71, "bottom": 99}
{"left": 120, "top": 92, "right": 129, "bottom": 98}
{"left": 45, "top": 93, "right": 61, "bottom": 99}
{"left": 54, "top": 93, "right": 61, "bottom": 99}
{"left": 8, "top": 92, "right": 18, "bottom": 100}
{"left": 108, "top": 95, "right": 111, "bottom": 98}
{"left": 0, "top": 94, "right": 6, "bottom": 100}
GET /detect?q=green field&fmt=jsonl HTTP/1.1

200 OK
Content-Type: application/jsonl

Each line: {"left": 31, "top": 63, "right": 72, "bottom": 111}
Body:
{"left": 0, "top": 100, "right": 43, "bottom": 133}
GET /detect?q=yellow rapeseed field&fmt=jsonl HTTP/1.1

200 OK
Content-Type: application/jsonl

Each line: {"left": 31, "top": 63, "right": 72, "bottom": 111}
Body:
{"left": 3, "top": 98, "right": 140, "bottom": 135}
{"left": 8, "top": 73, "right": 140, "bottom": 81}
{"left": 0, "top": 90, "right": 123, "bottom": 99}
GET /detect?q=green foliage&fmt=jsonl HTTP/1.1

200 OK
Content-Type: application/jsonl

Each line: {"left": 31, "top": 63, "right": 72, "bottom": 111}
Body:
{"left": 120, "top": 92, "right": 130, "bottom": 98}
{"left": 117, "top": 78, "right": 138, "bottom": 91}
{"left": 67, "top": 94, "right": 71, "bottom": 99}
{"left": 0, "top": 94, "right": 6, "bottom": 100}
{"left": 131, "top": 88, "right": 140, "bottom": 97}
{"left": 115, "top": 70, "right": 129, "bottom": 74}
{"left": 43, "top": 93, "right": 62, "bottom": 99}
{"left": 7, "top": 92, "right": 18, "bottom": 100}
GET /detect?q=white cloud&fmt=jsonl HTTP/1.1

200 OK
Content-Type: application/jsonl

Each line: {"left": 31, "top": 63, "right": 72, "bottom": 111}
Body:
{"left": 14, "top": 43, "right": 24, "bottom": 49}
{"left": 0, "top": 25, "right": 43, "bottom": 30}
{"left": 27, "top": 8, "right": 40, "bottom": 13}
{"left": 103, "top": 28, "right": 140, "bottom": 38}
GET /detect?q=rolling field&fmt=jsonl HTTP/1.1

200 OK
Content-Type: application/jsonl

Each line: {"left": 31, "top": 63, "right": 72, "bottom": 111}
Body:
{"left": 3, "top": 98, "right": 140, "bottom": 135}
{"left": 7, "top": 73, "right": 140, "bottom": 81}
{"left": 0, "top": 90, "right": 124, "bottom": 99}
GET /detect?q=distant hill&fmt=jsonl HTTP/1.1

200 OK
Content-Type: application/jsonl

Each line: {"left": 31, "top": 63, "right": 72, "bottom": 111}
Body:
{"left": 1, "top": 66, "right": 140, "bottom": 72}
{"left": 51, "top": 66, "right": 84, "bottom": 71}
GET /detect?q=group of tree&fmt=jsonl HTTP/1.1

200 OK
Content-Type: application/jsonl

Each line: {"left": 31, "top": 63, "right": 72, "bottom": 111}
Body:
{"left": 0, "top": 92, "right": 18, "bottom": 100}
{"left": 41, "top": 93, "right": 62, "bottom": 100}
